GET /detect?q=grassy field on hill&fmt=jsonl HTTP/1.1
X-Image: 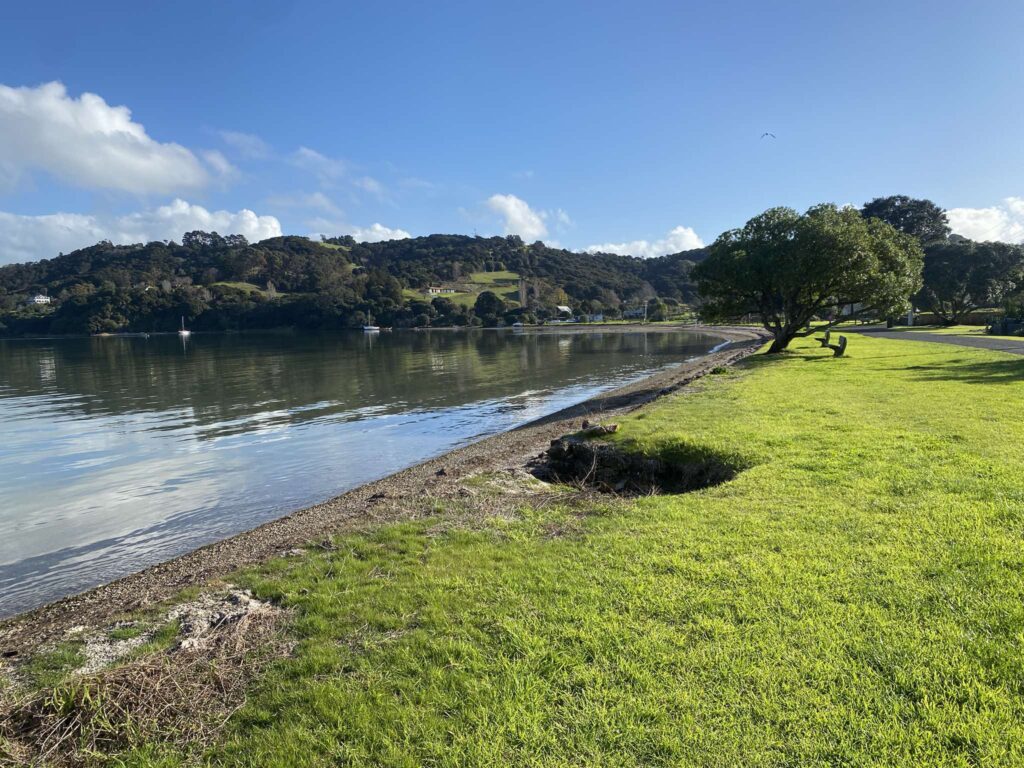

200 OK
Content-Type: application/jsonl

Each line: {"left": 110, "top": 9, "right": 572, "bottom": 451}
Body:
{"left": 403, "top": 270, "right": 522, "bottom": 308}
{"left": 8, "top": 333, "right": 1024, "bottom": 766}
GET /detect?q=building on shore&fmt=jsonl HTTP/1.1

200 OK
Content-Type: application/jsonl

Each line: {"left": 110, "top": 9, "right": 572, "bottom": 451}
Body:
{"left": 30, "top": 294, "right": 52, "bottom": 305}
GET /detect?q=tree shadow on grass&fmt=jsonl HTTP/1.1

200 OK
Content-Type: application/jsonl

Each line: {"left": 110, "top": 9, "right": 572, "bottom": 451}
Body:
{"left": 903, "top": 358, "right": 1024, "bottom": 385}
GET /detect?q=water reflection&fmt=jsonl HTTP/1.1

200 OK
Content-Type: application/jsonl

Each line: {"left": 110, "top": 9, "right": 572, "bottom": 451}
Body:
{"left": 0, "top": 329, "right": 720, "bottom": 616}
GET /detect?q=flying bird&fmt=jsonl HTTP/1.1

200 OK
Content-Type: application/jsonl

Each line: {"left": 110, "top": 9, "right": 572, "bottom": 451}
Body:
{"left": 761, "top": 132, "right": 776, "bottom": 139}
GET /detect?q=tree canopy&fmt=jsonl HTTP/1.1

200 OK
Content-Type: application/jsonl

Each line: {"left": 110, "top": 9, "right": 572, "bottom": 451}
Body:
{"left": 860, "top": 195, "right": 951, "bottom": 244}
{"left": 917, "top": 239, "right": 1024, "bottom": 325}
{"left": 0, "top": 233, "right": 707, "bottom": 336}
{"left": 694, "top": 204, "right": 924, "bottom": 352}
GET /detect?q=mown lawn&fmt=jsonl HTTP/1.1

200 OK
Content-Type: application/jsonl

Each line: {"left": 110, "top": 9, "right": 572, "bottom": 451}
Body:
{"left": 881, "top": 324, "right": 1024, "bottom": 341}
{"left": 117, "top": 335, "right": 1024, "bottom": 765}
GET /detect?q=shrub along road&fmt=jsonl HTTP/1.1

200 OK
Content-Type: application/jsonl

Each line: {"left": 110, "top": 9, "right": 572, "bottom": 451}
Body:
{"left": 5, "top": 333, "right": 1024, "bottom": 765}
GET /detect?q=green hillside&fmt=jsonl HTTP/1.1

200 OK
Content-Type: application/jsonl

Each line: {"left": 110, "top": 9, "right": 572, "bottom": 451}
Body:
{"left": 0, "top": 233, "right": 706, "bottom": 336}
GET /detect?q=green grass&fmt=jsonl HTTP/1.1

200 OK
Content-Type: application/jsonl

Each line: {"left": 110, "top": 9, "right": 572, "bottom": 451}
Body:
{"left": 404, "top": 271, "right": 523, "bottom": 309}
{"left": 209, "top": 281, "right": 288, "bottom": 298}
{"left": 468, "top": 270, "right": 520, "bottom": 284}
{"left": 101, "top": 335, "right": 1024, "bottom": 764}
{"left": 889, "top": 324, "right": 990, "bottom": 336}
{"left": 18, "top": 641, "right": 85, "bottom": 689}
{"left": 884, "top": 325, "right": 1024, "bottom": 342}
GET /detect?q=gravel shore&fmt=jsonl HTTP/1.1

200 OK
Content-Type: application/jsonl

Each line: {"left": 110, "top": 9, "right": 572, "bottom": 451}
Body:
{"left": 0, "top": 326, "right": 766, "bottom": 655}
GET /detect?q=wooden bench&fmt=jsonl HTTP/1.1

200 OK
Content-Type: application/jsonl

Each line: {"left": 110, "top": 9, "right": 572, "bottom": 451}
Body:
{"left": 828, "top": 335, "right": 847, "bottom": 357}
{"left": 815, "top": 330, "right": 848, "bottom": 357}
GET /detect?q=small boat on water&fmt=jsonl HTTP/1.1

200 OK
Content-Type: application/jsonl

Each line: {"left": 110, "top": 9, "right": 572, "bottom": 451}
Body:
{"left": 363, "top": 325, "right": 380, "bottom": 332}
{"left": 178, "top": 316, "right": 191, "bottom": 338}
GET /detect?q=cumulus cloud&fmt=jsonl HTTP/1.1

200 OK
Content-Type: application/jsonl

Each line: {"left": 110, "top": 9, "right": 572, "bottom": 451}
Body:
{"left": 486, "top": 194, "right": 549, "bottom": 240}
{"left": 0, "top": 199, "right": 282, "bottom": 264}
{"left": 585, "top": 225, "right": 705, "bottom": 258}
{"left": 349, "top": 223, "right": 411, "bottom": 242}
{"left": 306, "top": 218, "right": 411, "bottom": 243}
{"left": 947, "top": 197, "right": 1024, "bottom": 243}
{"left": 219, "top": 130, "right": 271, "bottom": 159}
{"left": 0, "top": 81, "right": 210, "bottom": 194}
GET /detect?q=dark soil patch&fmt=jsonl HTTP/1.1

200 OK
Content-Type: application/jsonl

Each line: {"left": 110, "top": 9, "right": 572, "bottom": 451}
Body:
{"left": 533, "top": 437, "right": 747, "bottom": 495}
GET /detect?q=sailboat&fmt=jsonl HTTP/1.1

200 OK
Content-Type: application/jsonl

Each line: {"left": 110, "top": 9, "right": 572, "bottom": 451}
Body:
{"left": 362, "top": 313, "right": 380, "bottom": 332}
{"left": 178, "top": 316, "right": 191, "bottom": 338}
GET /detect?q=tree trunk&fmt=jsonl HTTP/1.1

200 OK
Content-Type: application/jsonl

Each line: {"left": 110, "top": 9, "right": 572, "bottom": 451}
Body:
{"left": 766, "top": 329, "right": 797, "bottom": 353}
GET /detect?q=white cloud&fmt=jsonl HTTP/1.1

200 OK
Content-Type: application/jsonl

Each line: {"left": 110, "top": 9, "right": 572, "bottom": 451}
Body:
{"left": 585, "top": 225, "right": 705, "bottom": 258}
{"left": 947, "top": 197, "right": 1024, "bottom": 243}
{"left": 0, "top": 199, "right": 282, "bottom": 264}
{"left": 349, "top": 223, "right": 411, "bottom": 242}
{"left": 353, "top": 175, "right": 387, "bottom": 199}
{"left": 219, "top": 130, "right": 271, "bottom": 159}
{"left": 291, "top": 146, "right": 347, "bottom": 182}
{"left": 486, "top": 193, "right": 549, "bottom": 240}
{"left": 0, "top": 81, "right": 209, "bottom": 194}
{"left": 266, "top": 191, "right": 342, "bottom": 216}
{"left": 200, "top": 149, "right": 238, "bottom": 180}
{"left": 399, "top": 177, "right": 438, "bottom": 191}
{"left": 306, "top": 218, "right": 411, "bottom": 243}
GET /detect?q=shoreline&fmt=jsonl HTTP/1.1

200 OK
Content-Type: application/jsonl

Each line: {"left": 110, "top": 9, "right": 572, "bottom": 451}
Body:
{"left": 0, "top": 321, "right": 709, "bottom": 342}
{"left": 0, "top": 325, "right": 767, "bottom": 654}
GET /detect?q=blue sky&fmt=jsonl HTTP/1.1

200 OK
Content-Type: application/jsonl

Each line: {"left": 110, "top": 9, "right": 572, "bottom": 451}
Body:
{"left": 1, "top": 0, "right": 1023, "bottom": 263}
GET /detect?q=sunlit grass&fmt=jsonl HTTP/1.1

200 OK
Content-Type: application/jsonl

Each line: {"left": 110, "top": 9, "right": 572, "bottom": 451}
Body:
{"left": 106, "top": 334, "right": 1024, "bottom": 765}
{"left": 884, "top": 324, "right": 1024, "bottom": 341}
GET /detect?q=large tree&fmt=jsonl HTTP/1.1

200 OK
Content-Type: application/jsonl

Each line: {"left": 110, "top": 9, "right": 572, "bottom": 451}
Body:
{"left": 860, "top": 195, "right": 951, "bottom": 244}
{"left": 917, "top": 239, "right": 1024, "bottom": 325}
{"left": 694, "top": 204, "right": 924, "bottom": 353}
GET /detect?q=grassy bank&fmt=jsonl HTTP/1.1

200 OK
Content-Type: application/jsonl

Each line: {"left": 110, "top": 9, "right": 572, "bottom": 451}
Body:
{"left": 8, "top": 333, "right": 1024, "bottom": 766}
{"left": 881, "top": 324, "right": 1024, "bottom": 341}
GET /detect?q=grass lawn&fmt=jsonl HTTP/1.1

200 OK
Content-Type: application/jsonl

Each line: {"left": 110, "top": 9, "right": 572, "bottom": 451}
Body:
{"left": 403, "top": 271, "right": 522, "bottom": 308}
{"left": 209, "top": 281, "right": 287, "bottom": 298}
{"left": 468, "top": 270, "right": 520, "bottom": 284}
{"left": 881, "top": 325, "right": 1024, "bottom": 342}
{"left": 16, "top": 334, "right": 1024, "bottom": 765}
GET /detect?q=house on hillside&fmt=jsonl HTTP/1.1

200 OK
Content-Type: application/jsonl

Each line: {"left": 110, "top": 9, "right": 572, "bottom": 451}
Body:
{"left": 556, "top": 305, "right": 573, "bottom": 316}
{"left": 30, "top": 294, "right": 52, "bottom": 305}
{"left": 426, "top": 286, "right": 457, "bottom": 295}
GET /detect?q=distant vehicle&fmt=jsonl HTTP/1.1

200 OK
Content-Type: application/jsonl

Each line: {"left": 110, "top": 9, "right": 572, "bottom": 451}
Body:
{"left": 178, "top": 317, "right": 191, "bottom": 337}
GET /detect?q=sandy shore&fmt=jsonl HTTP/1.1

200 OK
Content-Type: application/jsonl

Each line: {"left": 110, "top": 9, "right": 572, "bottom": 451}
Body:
{"left": 0, "top": 325, "right": 767, "bottom": 655}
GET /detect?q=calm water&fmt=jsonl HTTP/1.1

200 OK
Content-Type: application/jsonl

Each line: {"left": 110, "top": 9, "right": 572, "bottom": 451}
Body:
{"left": 0, "top": 329, "right": 722, "bottom": 617}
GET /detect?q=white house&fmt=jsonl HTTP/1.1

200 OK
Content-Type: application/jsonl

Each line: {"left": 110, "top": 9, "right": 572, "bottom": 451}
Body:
{"left": 556, "top": 305, "right": 573, "bottom": 316}
{"left": 426, "top": 286, "right": 457, "bottom": 295}
{"left": 30, "top": 294, "right": 52, "bottom": 305}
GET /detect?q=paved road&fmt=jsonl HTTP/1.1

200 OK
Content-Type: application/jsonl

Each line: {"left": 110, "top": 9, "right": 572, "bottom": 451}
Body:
{"left": 855, "top": 327, "right": 1024, "bottom": 356}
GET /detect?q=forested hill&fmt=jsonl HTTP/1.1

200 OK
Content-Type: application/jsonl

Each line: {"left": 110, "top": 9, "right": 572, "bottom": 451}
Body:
{"left": 0, "top": 232, "right": 707, "bottom": 335}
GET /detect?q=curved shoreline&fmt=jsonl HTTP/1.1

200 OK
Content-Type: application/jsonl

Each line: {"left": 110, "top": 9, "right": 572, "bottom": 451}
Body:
{"left": 0, "top": 325, "right": 767, "bottom": 653}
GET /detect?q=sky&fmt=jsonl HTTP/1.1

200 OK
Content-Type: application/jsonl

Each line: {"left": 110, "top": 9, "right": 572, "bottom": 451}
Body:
{"left": 1, "top": 0, "right": 1023, "bottom": 265}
